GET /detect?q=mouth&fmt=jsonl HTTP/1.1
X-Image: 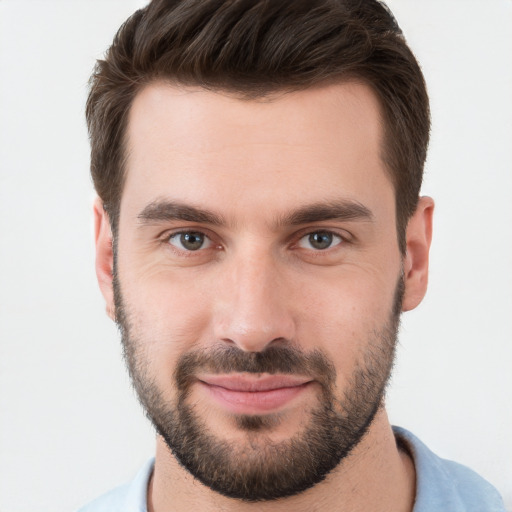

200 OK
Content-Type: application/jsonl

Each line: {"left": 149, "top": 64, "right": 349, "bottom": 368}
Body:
{"left": 196, "top": 374, "right": 314, "bottom": 415}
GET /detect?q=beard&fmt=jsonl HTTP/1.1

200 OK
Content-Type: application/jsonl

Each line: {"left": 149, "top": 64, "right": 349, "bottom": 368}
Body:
{"left": 113, "top": 273, "right": 404, "bottom": 502}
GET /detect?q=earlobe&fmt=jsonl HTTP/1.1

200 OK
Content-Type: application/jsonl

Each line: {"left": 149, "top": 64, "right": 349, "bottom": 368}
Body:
{"left": 93, "top": 197, "right": 116, "bottom": 321}
{"left": 402, "top": 196, "right": 434, "bottom": 312}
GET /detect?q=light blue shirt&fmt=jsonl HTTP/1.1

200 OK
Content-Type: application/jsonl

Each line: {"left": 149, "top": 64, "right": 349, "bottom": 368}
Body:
{"left": 77, "top": 427, "right": 506, "bottom": 511}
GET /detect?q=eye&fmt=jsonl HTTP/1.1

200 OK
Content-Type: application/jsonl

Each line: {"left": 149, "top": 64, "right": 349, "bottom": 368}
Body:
{"left": 297, "top": 231, "right": 343, "bottom": 250}
{"left": 168, "top": 231, "right": 212, "bottom": 251}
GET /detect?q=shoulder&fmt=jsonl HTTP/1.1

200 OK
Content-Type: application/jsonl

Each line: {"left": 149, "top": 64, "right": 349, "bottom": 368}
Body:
{"left": 393, "top": 426, "right": 506, "bottom": 512}
{"left": 76, "top": 458, "right": 154, "bottom": 512}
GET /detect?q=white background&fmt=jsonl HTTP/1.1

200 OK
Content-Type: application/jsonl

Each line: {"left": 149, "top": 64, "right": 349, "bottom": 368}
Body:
{"left": 0, "top": 1, "right": 511, "bottom": 511}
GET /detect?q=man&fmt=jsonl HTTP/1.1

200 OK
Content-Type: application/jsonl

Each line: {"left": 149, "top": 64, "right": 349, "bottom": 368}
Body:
{"left": 79, "top": 0, "right": 506, "bottom": 510}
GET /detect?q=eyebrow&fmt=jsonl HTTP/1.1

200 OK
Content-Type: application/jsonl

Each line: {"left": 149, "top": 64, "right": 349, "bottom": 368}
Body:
{"left": 278, "top": 200, "right": 374, "bottom": 226}
{"left": 137, "top": 198, "right": 374, "bottom": 228}
{"left": 137, "top": 200, "right": 225, "bottom": 226}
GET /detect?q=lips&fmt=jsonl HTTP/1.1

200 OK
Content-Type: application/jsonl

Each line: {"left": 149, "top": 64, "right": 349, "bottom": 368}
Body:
{"left": 197, "top": 374, "right": 313, "bottom": 414}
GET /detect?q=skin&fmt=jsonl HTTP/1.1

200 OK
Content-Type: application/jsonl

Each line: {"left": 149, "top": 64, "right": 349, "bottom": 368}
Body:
{"left": 94, "top": 81, "right": 433, "bottom": 511}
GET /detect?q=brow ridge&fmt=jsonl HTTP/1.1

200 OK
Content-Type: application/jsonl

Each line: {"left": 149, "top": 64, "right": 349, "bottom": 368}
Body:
{"left": 278, "top": 200, "right": 374, "bottom": 226}
{"left": 137, "top": 200, "right": 225, "bottom": 226}
{"left": 136, "top": 198, "right": 374, "bottom": 228}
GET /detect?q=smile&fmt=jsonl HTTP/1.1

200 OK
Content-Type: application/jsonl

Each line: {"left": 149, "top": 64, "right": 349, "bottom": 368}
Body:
{"left": 197, "top": 374, "right": 314, "bottom": 415}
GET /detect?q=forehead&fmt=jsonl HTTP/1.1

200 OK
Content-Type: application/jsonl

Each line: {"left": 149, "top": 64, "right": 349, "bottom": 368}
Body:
{"left": 122, "top": 81, "right": 393, "bottom": 224}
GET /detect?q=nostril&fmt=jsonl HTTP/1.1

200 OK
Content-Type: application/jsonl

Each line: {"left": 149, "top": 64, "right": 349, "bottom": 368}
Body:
{"left": 218, "top": 335, "right": 289, "bottom": 353}
{"left": 219, "top": 338, "right": 237, "bottom": 347}
{"left": 268, "top": 337, "right": 287, "bottom": 347}
{"left": 213, "top": 298, "right": 296, "bottom": 353}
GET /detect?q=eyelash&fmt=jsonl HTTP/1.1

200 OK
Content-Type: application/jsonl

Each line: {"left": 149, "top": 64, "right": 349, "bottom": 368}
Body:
{"left": 296, "top": 231, "right": 344, "bottom": 251}
{"left": 162, "top": 228, "right": 351, "bottom": 255}
{"left": 164, "top": 230, "right": 217, "bottom": 254}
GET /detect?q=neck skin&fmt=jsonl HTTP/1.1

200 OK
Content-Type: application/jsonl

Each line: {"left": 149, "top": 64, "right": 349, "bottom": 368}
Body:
{"left": 148, "top": 407, "right": 416, "bottom": 512}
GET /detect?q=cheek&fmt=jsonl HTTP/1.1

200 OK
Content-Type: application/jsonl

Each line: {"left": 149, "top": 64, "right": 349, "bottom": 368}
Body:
{"left": 294, "top": 271, "right": 398, "bottom": 380}
{"left": 118, "top": 263, "right": 215, "bottom": 387}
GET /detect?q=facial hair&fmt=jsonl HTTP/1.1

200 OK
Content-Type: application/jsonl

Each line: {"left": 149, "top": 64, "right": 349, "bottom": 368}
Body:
{"left": 113, "top": 273, "right": 404, "bottom": 502}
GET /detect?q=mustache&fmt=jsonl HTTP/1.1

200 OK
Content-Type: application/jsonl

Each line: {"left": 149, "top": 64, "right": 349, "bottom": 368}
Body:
{"left": 174, "top": 345, "right": 337, "bottom": 393}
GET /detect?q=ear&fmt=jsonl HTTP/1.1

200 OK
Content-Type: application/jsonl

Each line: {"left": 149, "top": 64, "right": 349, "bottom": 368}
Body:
{"left": 93, "top": 197, "right": 116, "bottom": 321}
{"left": 402, "top": 196, "right": 434, "bottom": 312}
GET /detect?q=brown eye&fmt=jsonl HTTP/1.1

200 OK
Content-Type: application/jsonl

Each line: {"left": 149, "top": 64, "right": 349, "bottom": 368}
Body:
{"left": 298, "top": 231, "right": 342, "bottom": 250}
{"left": 168, "top": 231, "right": 211, "bottom": 251}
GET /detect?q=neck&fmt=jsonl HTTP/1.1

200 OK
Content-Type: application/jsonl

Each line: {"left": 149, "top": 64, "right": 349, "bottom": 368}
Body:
{"left": 148, "top": 408, "right": 416, "bottom": 512}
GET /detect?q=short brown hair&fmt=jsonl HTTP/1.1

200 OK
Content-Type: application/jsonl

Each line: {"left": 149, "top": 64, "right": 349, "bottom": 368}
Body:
{"left": 86, "top": 0, "right": 430, "bottom": 252}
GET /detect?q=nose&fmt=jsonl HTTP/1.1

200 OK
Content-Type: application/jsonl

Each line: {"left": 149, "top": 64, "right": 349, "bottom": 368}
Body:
{"left": 213, "top": 249, "right": 296, "bottom": 353}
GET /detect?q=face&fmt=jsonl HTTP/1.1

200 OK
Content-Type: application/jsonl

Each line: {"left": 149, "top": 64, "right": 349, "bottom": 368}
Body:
{"left": 96, "top": 82, "right": 430, "bottom": 501}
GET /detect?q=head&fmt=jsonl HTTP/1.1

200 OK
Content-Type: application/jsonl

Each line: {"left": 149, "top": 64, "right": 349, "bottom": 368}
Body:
{"left": 89, "top": 0, "right": 433, "bottom": 503}
{"left": 87, "top": 0, "right": 430, "bottom": 252}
